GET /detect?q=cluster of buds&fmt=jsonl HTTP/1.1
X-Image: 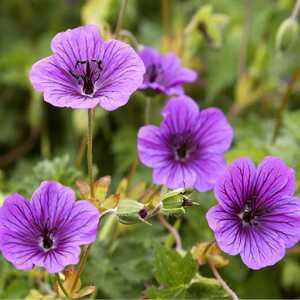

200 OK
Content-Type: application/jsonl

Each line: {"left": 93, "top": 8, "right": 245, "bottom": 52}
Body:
{"left": 77, "top": 176, "right": 198, "bottom": 226}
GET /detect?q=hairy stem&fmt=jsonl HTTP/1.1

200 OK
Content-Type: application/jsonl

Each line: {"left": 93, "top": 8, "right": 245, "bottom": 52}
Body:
{"left": 272, "top": 64, "right": 300, "bottom": 143}
{"left": 158, "top": 214, "right": 182, "bottom": 252}
{"left": 114, "top": 0, "right": 129, "bottom": 39}
{"left": 55, "top": 273, "right": 70, "bottom": 299}
{"left": 87, "top": 109, "right": 95, "bottom": 198}
{"left": 208, "top": 260, "right": 239, "bottom": 300}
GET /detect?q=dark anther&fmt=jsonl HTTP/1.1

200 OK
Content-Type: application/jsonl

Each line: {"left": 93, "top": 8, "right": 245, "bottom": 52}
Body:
{"left": 69, "top": 59, "right": 103, "bottom": 95}
{"left": 183, "top": 198, "right": 193, "bottom": 207}
{"left": 176, "top": 145, "right": 188, "bottom": 160}
{"left": 147, "top": 64, "right": 161, "bottom": 83}
{"left": 42, "top": 235, "right": 53, "bottom": 250}
{"left": 138, "top": 208, "right": 148, "bottom": 219}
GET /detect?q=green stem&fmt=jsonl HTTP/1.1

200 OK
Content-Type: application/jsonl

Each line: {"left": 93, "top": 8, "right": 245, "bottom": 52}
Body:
{"left": 70, "top": 245, "right": 91, "bottom": 294}
{"left": 291, "top": 0, "right": 300, "bottom": 20}
{"left": 114, "top": 0, "right": 129, "bottom": 39}
{"left": 158, "top": 214, "right": 182, "bottom": 252}
{"left": 99, "top": 214, "right": 118, "bottom": 241}
{"left": 144, "top": 97, "right": 151, "bottom": 124}
{"left": 55, "top": 273, "right": 70, "bottom": 299}
{"left": 87, "top": 109, "right": 95, "bottom": 198}
{"left": 208, "top": 260, "right": 239, "bottom": 300}
{"left": 272, "top": 64, "right": 300, "bottom": 143}
{"left": 161, "top": 0, "right": 172, "bottom": 42}
{"left": 70, "top": 109, "right": 95, "bottom": 293}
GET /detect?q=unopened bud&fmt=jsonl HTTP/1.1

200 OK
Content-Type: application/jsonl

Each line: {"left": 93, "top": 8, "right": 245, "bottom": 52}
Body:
{"left": 116, "top": 199, "right": 149, "bottom": 225}
{"left": 276, "top": 18, "right": 299, "bottom": 52}
{"left": 162, "top": 188, "right": 193, "bottom": 210}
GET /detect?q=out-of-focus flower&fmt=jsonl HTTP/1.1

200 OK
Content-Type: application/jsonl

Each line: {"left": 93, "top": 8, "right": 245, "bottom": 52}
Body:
{"left": 0, "top": 181, "right": 99, "bottom": 273}
{"left": 29, "top": 25, "right": 145, "bottom": 110}
{"left": 137, "top": 96, "right": 233, "bottom": 191}
{"left": 207, "top": 157, "right": 300, "bottom": 269}
{"left": 138, "top": 47, "right": 197, "bottom": 96}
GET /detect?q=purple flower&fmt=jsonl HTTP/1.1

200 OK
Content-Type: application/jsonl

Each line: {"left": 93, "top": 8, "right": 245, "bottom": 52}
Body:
{"left": 29, "top": 25, "right": 145, "bottom": 110}
{"left": 207, "top": 157, "right": 300, "bottom": 269}
{"left": 137, "top": 96, "right": 233, "bottom": 191}
{"left": 0, "top": 181, "right": 99, "bottom": 273}
{"left": 139, "top": 47, "right": 197, "bottom": 96}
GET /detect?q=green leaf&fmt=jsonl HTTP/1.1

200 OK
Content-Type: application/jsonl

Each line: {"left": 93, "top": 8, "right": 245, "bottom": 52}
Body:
{"left": 147, "top": 286, "right": 187, "bottom": 299}
{"left": 154, "top": 244, "right": 197, "bottom": 287}
{"left": 186, "top": 275, "right": 227, "bottom": 299}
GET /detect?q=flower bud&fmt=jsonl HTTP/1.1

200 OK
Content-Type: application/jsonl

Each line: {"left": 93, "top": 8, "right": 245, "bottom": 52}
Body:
{"left": 116, "top": 199, "right": 149, "bottom": 225}
{"left": 162, "top": 188, "right": 193, "bottom": 210}
{"left": 276, "top": 18, "right": 299, "bottom": 52}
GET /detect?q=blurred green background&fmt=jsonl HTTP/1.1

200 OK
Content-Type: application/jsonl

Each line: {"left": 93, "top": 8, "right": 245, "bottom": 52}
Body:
{"left": 1, "top": 0, "right": 300, "bottom": 298}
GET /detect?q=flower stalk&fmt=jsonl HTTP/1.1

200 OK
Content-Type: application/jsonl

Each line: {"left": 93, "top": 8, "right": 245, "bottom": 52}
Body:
{"left": 87, "top": 109, "right": 95, "bottom": 198}
{"left": 114, "top": 0, "right": 129, "bottom": 39}
{"left": 208, "top": 259, "right": 239, "bottom": 300}
{"left": 55, "top": 273, "right": 70, "bottom": 299}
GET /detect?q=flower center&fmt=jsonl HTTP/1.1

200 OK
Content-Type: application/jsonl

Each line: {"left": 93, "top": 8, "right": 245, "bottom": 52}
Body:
{"left": 39, "top": 231, "right": 55, "bottom": 252}
{"left": 43, "top": 235, "right": 53, "bottom": 249}
{"left": 241, "top": 206, "right": 255, "bottom": 224}
{"left": 176, "top": 144, "right": 188, "bottom": 160}
{"left": 69, "top": 60, "right": 103, "bottom": 96}
{"left": 146, "top": 64, "right": 161, "bottom": 83}
{"left": 171, "top": 131, "right": 197, "bottom": 162}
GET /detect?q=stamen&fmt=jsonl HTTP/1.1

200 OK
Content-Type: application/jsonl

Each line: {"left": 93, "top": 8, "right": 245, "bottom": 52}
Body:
{"left": 69, "top": 59, "right": 103, "bottom": 96}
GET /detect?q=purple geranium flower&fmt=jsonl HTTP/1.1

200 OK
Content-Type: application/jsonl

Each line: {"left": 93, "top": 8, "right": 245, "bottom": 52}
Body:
{"left": 0, "top": 181, "right": 99, "bottom": 273}
{"left": 207, "top": 157, "right": 300, "bottom": 269}
{"left": 29, "top": 25, "right": 145, "bottom": 110}
{"left": 139, "top": 47, "right": 197, "bottom": 96}
{"left": 137, "top": 96, "right": 233, "bottom": 191}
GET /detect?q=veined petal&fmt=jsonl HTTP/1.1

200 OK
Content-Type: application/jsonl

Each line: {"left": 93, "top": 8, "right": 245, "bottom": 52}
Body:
{"left": 58, "top": 200, "right": 100, "bottom": 245}
{"left": 153, "top": 162, "right": 197, "bottom": 189}
{"left": 253, "top": 156, "right": 295, "bottom": 210}
{"left": 259, "top": 196, "right": 300, "bottom": 248}
{"left": 207, "top": 205, "right": 244, "bottom": 255}
{"left": 31, "top": 181, "right": 76, "bottom": 229}
{"left": 51, "top": 24, "right": 103, "bottom": 65}
{"left": 95, "top": 39, "right": 145, "bottom": 111}
{"left": 0, "top": 193, "right": 39, "bottom": 270}
{"left": 215, "top": 157, "right": 257, "bottom": 213}
{"left": 196, "top": 108, "right": 233, "bottom": 153}
{"left": 161, "top": 96, "right": 199, "bottom": 133}
{"left": 193, "top": 153, "right": 226, "bottom": 192}
{"left": 240, "top": 226, "right": 286, "bottom": 270}
{"left": 137, "top": 125, "right": 170, "bottom": 168}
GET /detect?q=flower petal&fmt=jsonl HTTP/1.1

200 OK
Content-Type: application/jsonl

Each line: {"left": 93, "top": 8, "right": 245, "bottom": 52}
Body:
{"left": 161, "top": 96, "right": 199, "bottom": 133}
{"left": 95, "top": 39, "right": 145, "bottom": 111}
{"left": 193, "top": 153, "right": 226, "bottom": 192}
{"left": 51, "top": 24, "right": 103, "bottom": 64}
{"left": 215, "top": 157, "right": 257, "bottom": 213}
{"left": 153, "top": 162, "right": 197, "bottom": 189}
{"left": 259, "top": 196, "right": 300, "bottom": 248}
{"left": 33, "top": 245, "right": 81, "bottom": 273}
{"left": 31, "top": 181, "right": 76, "bottom": 229}
{"left": 160, "top": 53, "right": 197, "bottom": 87}
{"left": 240, "top": 226, "right": 286, "bottom": 270}
{"left": 253, "top": 156, "right": 295, "bottom": 209}
{"left": 137, "top": 125, "right": 170, "bottom": 168}
{"left": 196, "top": 108, "right": 233, "bottom": 153}
{"left": 207, "top": 205, "right": 244, "bottom": 255}
{"left": 29, "top": 56, "right": 99, "bottom": 109}
{"left": 59, "top": 200, "right": 100, "bottom": 245}
{"left": 0, "top": 193, "right": 38, "bottom": 270}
